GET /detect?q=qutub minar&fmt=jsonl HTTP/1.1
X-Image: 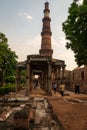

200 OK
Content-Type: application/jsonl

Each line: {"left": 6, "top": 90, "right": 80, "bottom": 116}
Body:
{"left": 16, "top": 2, "right": 66, "bottom": 96}
{"left": 39, "top": 2, "right": 53, "bottom": 57}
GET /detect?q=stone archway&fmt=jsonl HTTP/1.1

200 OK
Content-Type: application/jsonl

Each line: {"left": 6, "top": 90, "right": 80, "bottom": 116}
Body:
{"left": 26, "top": 55, "right": 52, "bottom": 96}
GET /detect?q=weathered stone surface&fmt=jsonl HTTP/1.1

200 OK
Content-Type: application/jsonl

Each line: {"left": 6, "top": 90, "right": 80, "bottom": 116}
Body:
{"left": 14, "top": 110, "right": 29, "bottom": 129}
{"left": 71, "top": 66, "right": 87, "bottom": 93}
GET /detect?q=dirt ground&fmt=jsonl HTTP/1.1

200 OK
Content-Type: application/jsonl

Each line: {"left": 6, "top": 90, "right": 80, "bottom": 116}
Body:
{"left": 30, "top": 87, "right": 87, "bottom": 130}
{"left": 48, "top": 96, "right": 87, "bottom": 130}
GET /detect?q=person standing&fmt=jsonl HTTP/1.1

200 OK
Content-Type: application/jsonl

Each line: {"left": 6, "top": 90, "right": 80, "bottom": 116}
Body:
{"left": 52, "top": 81, "right": 57, "bottom": 94}
{"left": 60, "top": 82, "right": 65, "bottom": 96}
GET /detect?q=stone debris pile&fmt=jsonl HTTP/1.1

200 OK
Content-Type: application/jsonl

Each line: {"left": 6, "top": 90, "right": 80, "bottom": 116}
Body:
{"left": 28, "top": 97, "right": 63, "bottom": 130}
{"left": 0, "top": 96, "right": 64, "bottom": 130}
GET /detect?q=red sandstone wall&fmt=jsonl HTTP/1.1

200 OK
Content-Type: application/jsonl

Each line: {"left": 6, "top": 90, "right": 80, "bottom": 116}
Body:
{"left": 70, "top": 66, "right": 87, "bottom": 94}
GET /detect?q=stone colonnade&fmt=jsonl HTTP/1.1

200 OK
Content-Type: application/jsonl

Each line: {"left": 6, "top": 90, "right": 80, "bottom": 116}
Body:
{"left": 52, "top": 66, "right": 65, "bottom": 81}
{"left": 16, "top": 56, "right": 66, "bottom": 96}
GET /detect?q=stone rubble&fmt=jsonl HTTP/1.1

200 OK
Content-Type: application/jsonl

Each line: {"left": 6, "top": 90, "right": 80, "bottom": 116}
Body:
{"left": 0, "top": 96, "right": 64, "bottom": 130}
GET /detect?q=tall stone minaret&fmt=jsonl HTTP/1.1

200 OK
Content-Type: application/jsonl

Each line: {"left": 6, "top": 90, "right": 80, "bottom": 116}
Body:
{"left": 39, "top": 2, "right": 53, "bottom": 57}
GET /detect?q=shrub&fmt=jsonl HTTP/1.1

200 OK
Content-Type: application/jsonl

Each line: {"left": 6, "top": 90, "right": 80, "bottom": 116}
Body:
{"left": 5, "top": 76, "right": 16, "bottom": 83}
{"left": 0, "top": 84, "right": 16, "bottom": 95}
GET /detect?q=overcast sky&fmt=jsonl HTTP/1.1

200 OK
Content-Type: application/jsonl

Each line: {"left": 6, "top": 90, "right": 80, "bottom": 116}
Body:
{"left": 0, "top": 0, "right": 83, "bottom": 70}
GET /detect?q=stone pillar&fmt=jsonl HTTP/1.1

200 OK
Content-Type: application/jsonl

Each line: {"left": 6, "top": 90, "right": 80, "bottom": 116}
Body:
{"left": 16, "top": 68, "right": 21, "bottom": 91}
{"left": 53, "top": 69, "right": 56, "bottom": 80}
{"left": 44, "top": 70, "right": 48, "bottom": 92}
{"left": 56, "top": 69, "right": 58, "bottom": 80}
{"left": 58, "top": 66, "right": 61, "bottom": 80}
{"left": 47, "top": 61, "right": 52, "bottom": 96}
{"left": 26, "top": 62, "right": 30, "bottom": 96}
{"left": 62, "top": 66, "right": 65, "bottom": 80}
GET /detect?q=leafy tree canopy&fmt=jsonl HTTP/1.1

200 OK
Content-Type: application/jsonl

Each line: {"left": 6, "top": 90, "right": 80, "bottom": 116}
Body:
{"left": 62, "top": 0, "right": 87, "bottom": 66}
{"left": 0, "top": 32, "right": 18, "bottom": 86}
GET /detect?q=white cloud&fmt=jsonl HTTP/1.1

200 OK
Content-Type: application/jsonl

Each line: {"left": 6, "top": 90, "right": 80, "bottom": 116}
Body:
{"left": 26, "top": 15, "right": 32, "bottom": 20}
{"left": 23, "top": 12, "right": 32, "bottom": 20}
{"left": 18, "top": 11, "right": 32, "bottom": 21}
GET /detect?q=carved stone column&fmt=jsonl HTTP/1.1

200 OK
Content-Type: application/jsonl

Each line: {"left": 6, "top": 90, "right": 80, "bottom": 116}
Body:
{"left": 53, "top": 69, "right": 57, "bottom": 80}
{"left": 62, "top": 66, "right": 65, "bottom": 80}
{"left": 47, "top": 61, "right": 52, "bottom": 96}
{"left": 55, "top": 69, "right": 58, "bottom": 80}
{"left": 16, "top": 68, "right": 21, "bottom": 91}
{"left": 26, "top": 62, "right": 30, "bottom": 96}
{"left": 58, "top": 66, "right": 61, "bottom": 80}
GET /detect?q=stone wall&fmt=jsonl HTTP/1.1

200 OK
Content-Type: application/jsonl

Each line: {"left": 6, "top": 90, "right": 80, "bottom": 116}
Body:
{"left": 61, "top": 70, "right": 71, "bottom": 90}
{"left": 70, "top": 66, "right": 87, "bottom": 94}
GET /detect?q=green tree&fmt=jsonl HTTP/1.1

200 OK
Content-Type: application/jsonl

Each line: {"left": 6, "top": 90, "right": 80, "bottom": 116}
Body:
{"left": 0, "top": 32, "right": 18, "bottom": 86}
{"left": 62, "top": 0, "right": 87, "bottom": 66}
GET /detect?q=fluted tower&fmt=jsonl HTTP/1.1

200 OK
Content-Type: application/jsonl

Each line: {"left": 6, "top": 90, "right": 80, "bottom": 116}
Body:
{"left": 39, "top": 2, "right": 53, "bottom": 57}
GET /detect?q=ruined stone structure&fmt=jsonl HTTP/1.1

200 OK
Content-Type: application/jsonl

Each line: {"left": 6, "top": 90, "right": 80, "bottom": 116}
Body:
{"left": 70, "top": 66, "right": 87, "bottom": 94}
{"left": 16, "top": 2, "right": 66, "bottom": 96}
{"left": 64, "top": 69, "right": 71, "bottom": 90}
